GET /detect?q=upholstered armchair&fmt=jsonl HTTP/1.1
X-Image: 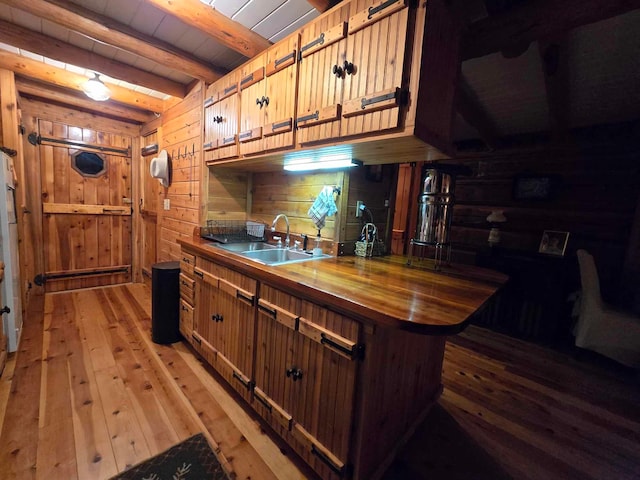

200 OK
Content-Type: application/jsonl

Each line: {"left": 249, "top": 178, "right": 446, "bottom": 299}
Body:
{"left": 574, "top": 249, "right": 640, "bottom": 368}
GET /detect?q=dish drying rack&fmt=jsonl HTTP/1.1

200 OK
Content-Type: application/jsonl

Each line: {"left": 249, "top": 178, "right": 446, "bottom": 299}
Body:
{"left": 200, "top": 220, "right": 265, "bottom": 243}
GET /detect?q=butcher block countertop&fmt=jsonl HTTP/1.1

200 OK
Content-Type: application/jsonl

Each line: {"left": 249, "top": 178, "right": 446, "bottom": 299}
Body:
{"left": 179, "top": 236, "right": 508, "bottom": 335}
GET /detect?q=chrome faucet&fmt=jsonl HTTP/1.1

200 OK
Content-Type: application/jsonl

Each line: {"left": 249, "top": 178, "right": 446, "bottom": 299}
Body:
{"left": 271, "top": 214, "right": 290, "bottom": 248}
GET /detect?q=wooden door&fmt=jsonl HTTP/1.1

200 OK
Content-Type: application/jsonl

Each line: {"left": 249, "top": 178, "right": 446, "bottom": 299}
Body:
{"left": 238, "top": 54, "right": 266, "bottom": 156}
{"left": 296, "top": 3, "right": 352, "bottom": 145}
{"left": 38, "top": 119, "right": 132, "bottom": 292}
{"left": 340, "top": 0, "right": 409, "bottom": 137}
{"left": 263, "top": 34, "right": 299, "bottom": 152}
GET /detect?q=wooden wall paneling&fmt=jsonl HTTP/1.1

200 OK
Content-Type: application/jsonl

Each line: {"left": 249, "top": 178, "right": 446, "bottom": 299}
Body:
{"left": 344, "top": 164, "right": 394, "bottom": 242}
{"left": 20, "top": 97, "right": 140, "bottom": 137}
{"left": 206, "top": 168, "right": 249, "bottom": 221}
{"left": 250, "top": 170, "right": 345, "bottom": 240}
{"left": 159, "top": 82, "right": 203, "bottom": 262}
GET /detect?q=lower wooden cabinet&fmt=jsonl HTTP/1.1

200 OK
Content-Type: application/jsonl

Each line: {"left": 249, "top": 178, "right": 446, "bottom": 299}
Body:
{"left": 180, "top": 248, "right": 445, "bottom": 480}
{"left": 193, "top": 256, "right": 256, "bottom": 401}
{"left": 254, "top": 284, "right": 360, "bottom": 479}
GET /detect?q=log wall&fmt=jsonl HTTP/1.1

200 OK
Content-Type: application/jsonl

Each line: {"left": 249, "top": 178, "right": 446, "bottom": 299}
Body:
{"left": 446, "top": 145, "right": 640, "bottom": 303}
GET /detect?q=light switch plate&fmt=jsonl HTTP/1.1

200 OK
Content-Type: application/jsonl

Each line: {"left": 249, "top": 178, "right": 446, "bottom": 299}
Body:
{"left": 163, "top": 198, "right": 170, "bottom": 210}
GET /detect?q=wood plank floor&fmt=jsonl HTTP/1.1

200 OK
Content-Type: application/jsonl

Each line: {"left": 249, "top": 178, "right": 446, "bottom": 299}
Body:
{"left": 1, "top": 284, "right": 639, "bottom": 479}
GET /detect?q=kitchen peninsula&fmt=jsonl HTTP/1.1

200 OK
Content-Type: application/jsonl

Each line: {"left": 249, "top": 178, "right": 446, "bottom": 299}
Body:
{"left": 178, "top": 235, "right": 507, "bottom": 480}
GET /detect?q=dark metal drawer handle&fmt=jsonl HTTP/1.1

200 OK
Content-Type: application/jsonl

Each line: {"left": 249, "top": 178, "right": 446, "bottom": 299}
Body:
{"left": 258, "top": 304, "right": 277, "bottom": 319}
{"left": 368, "top": 0, "right": 399, "bottom": 20}
{"left": 211, "top": 313, "right": 223, "bottom": 323}
{"left": 320, "top": 333, "right": 355, "bottom": 357}
{"left": 275, "top": 52, "right": 295, "bottom": 68}
{"left": 191, "top": 333, "right": 201, "bottom": 345}
{"left": 236, "top": 291, "right": 254, "bottom": 306}
{"left": 233, "top": 371, "right": 250, "bottom": 389}
{"left": 254, "top": 393, "right": 272, "bottom": 412}
{"left": 311, "top": 444, "right": 343, "bottom": 475}
{"left": 194, "top": 270, "right": 203, "bottom": 278}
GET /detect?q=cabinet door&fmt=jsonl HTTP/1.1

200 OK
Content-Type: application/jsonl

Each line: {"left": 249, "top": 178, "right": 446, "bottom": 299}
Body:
{"left": 255, "top": 285, "right": 360, "bottom": 478}
{"left": 239, "top": 54, "right": 266, "bottom": 156}
{"left": 296, "top": 3, "right": 352, "bottom": 145}
{"left": 214, "top": 77, "right": 240, "bottom": 161}
{"left": 340, "top": 0, "right": 409, "bottom": 137}
{"left": 179, "top": 299, "right": 194, "bottom": 339}
{"left": 203, "top": 85, "right": 219, "bottom": 163}
{"left": 193, "top": 262, "right": 221, "bottom": 364}
{"left": 263, "top": 34, "right": 299, "bottom": 152}
{"left": 214, "top": 266, "right": 257, "bottom": 397}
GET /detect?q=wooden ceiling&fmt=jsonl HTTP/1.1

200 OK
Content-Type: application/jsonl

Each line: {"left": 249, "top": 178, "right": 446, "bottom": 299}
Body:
{"left": 0, "top": 0, "right": 638, "bottom": 145}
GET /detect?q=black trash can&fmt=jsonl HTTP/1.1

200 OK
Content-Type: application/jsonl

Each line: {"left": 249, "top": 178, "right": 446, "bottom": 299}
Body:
{"left": 151, "top": 261, "right": 181, "bottom": 344}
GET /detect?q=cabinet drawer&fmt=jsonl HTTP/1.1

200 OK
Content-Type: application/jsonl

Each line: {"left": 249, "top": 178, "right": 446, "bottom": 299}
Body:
{"left": 180, "top": 251, "right": 196, "bottom": 277}
{"left": 179, "top": 273, "right": 195, "bottom": 303}
{"left": 179, "top": 299, "right": 193, "bottom": 338}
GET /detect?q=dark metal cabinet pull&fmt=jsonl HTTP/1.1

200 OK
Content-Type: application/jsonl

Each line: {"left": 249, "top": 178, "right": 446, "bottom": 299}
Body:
{"left": 236, "top": 291, "right": 255, "bottom": 306}
{"left": 232, "top": 371, "right": 250, "bottom": 389}
{"left": 343, "top": 60, "right": 355, "bottom": 75}
{"left": 332, "top": 64, "right": 344, "bottom": 78}
{"left": 285, "top": 367, "right": 303, "bottom": 381}
{"left": 311, "top": 444, "right": 343, "bottom": 475}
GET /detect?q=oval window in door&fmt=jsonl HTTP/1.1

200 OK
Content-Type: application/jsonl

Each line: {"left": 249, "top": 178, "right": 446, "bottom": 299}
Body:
{"left": 71, "top": 151, "right": 106, "bottom": 177}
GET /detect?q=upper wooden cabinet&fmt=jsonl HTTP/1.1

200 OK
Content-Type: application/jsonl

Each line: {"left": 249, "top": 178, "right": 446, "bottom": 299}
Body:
{"left": 238, "top": 34, "right": 300, "bottom": 157}
{"left": 203, "top": 0, "right": 460, "bottom": 166}
{"left": 297, "top": 0, "right": 409, "bottom": 144}
{"left": 203, "top": 73, "right": 239, "bottom": 163}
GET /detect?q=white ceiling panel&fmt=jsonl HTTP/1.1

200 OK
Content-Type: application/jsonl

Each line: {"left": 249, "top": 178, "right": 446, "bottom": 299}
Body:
{"left": 72, "top": 0, "right": 108, "bottom": 15}
{"left": 153, "top": 15, "right": 191, "bottom": 45}
{"left": 103, "top": 0, "right": 141, "bottom": 25}
{"left": 232, "top": 0, "right": 286, "bottom": 29}
{"left": 130, "top": 4, "right": 168, "bottom": 37}
{"left": 210, "top": 0, "right": 250, "bottom": 18}
{"left": 253, "top": 1, "right": 316, "bottom": 39}
{"left": 41, "top": 19, "right": 72, "bottom": 43}
{"left": 66, "top": 31, "right": 98, "bottom": 52}
{"left": 270, "top": 8, "right": 319, "bottom": 42}
{"left": 9, "top": 8, "right": 42, "bottom": 31}
{"left": 0, "top": 43, "right": 20, "bottom": 55}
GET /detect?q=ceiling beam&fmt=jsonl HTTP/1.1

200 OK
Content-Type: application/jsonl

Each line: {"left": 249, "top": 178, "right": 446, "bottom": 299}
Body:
{"left": 0, "top": 0, "right": 226, "bottom": 83}
{"left": 142, "top": 0, "right": 271, "bottom": 58}
{"left": 0, "top": 50, "right": 164, "bottom": 112}
{"left": 0, "top": 19, "right": 186, "bottom": 99}
{"left": 16, "top": 77, "right": 155, "bottom": 124}
{"left": 462, "top": 0, "right": 640, "bottom": 60}
{"left": 455, "top": 78, "right": 500, "bottom": 150}
{"left": 307, "top": 0, "right": 342, "bottom": 12}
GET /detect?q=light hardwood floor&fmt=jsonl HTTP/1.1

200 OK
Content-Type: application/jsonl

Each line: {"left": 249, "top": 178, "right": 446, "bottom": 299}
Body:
{"left": 0, "top": 284, "right": 638, "bottom": 479}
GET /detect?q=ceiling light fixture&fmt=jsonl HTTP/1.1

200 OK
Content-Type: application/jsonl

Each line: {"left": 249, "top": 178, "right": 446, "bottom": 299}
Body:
{"left": 283, "top": 146, "right": 362, "bottom": 172}
{"left": 82, "top": 73, "right": 111, "bottom": 101}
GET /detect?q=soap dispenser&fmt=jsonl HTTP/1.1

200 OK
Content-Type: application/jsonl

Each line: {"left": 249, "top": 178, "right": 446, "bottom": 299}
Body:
{"left": 312, "top": 232, "right": 323, "bottom": 257}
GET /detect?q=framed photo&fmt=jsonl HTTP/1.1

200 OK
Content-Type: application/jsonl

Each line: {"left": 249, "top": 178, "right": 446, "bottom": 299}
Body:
{"left": 512, "top": 175, "right": 554, "bottom": 200}
{"left": 538, "top": 230, "right": 569, "bottom": 256}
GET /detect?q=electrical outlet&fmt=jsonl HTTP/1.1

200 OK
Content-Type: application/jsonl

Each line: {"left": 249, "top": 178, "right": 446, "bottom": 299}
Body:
{"left": 163, "top": 198, "right": 170, "bottom": 210}
{"left": 356, "top": 200, "right": 364, "bottom": 217}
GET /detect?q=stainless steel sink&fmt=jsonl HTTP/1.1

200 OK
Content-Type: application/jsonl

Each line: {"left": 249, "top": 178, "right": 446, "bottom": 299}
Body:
{"left": 213, "top": 241, "right": 277, "bottom": 252}
{"left": 211, "top": 242, "right": 330, "bottom": 266}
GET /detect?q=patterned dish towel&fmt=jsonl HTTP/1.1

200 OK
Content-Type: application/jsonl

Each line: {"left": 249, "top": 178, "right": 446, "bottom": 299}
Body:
{"left": 307, "top": 186, "right": 338, "bottom": 230}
